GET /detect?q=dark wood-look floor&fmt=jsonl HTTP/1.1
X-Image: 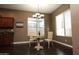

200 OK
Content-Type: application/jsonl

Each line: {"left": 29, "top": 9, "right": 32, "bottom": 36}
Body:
{"left": 0, "top": 42, "right": 73, "bottom": 55}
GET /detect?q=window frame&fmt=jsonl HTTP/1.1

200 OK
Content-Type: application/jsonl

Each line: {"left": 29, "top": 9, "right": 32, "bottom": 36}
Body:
{"left": 55, "top": 9, "right": 72, "bottom": 37}
{"left": 27, "top": 17, "right": 45, "bottom": 36}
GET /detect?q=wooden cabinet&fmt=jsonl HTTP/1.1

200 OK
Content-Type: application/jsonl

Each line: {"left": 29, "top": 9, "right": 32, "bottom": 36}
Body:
{"left": 0, "top": 33, "right": 4, "bottom": 44}
{"left": 0, "top": 17, "right": 14, "bottom": 29}
{"left": 0, "top": 32, "right": 14, "bottom": 45}
{"left": 0, "top": 17, "right": 14, "bottom": 45}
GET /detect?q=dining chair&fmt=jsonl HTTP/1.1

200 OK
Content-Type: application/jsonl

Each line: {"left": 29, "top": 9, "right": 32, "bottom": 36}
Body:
{"left": 45, "top": 31, "right": 53, "bottom": 48}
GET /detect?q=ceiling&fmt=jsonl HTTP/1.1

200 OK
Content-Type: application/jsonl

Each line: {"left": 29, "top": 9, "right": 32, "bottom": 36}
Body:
{"left": 0, "top": 4, "right": 61, "bottom": 14}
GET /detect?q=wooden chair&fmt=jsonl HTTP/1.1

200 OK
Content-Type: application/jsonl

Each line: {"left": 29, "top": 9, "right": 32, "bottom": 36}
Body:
{"left": 28, "top": 32, "right": 37, "bottom": 47}
{"left": 45, "top": 31, "right": 53, "bottom": 48}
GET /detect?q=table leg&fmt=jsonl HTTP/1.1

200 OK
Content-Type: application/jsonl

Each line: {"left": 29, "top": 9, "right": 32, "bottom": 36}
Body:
{"left": 29, "top": 42, "right": 31, "bottom": 48}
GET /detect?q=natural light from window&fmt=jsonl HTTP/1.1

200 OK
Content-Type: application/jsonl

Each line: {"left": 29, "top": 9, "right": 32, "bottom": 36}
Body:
{"left": 55, "top": 9, "right": 72, "bottom": 37}
{"left": 28, "top": 17, "right": 44, "bottom": 36}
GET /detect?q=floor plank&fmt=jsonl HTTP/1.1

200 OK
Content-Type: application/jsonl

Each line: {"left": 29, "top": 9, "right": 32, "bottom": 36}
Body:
{"left": 0, "top": 42, "right": 73, "bottom": 55}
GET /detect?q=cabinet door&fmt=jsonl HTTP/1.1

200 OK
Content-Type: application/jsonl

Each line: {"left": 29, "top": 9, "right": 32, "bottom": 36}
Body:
{"left": 4, "top": 32, "right": 14, "bottom": 45}
{"left": 0, "top": 33, "right": 4, "bottom": 45}
{"left": 0, "top": 18, "right": 2, "bottom": 27}
{"left": 7, "top": 17, "right": 14, "bottom": 28}
{"left": 3, "top": 17, "right": 8, "bottom": 28}
{"left": 0, "top": 17, "right": 14, "bottom": 29}
{"left": 0, "top": 18, "right": 4, "bottom": 28}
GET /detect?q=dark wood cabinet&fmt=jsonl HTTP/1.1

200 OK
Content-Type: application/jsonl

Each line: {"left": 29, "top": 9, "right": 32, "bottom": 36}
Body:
{"left": 0, "top": 17, "right": 14, "bottom": 45}
{"left": 4, "top": 32, "right": 14, "bottom": 45}
{"left": 0, "top": 32, "right": 14, "bottom": 45}
{"left": 0, "top": 17, "right": 14, "bottom": 29}
{"left": 0, "top": 33, "right": 4, "bottom": 44}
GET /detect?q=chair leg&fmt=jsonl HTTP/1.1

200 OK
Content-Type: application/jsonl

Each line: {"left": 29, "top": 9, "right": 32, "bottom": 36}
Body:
{"left": 48, "top": 41, "right": 50, "bottom": 48}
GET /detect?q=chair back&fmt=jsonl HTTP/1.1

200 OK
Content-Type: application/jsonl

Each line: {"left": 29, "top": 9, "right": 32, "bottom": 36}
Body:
{"left": 48, "top": 31, "right": 53, "bottom": 40}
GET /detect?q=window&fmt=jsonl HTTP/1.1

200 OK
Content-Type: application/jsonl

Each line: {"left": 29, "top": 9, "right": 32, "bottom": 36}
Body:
{"left": 64, "top": 10, "right": 72, "bottom": 36}
{"left": 56, "top": 13, "right": 64, "bottom": 36}
{"left": 28, "top": 17, "right": 44, "bottom": 36}
{"left": 55, "top": 9, "right": 72, "bottom": 37}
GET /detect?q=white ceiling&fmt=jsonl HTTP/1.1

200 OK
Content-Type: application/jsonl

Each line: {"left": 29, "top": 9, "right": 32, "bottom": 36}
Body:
{"left": 0, "top": 4, "right": 61, "bottom": 14}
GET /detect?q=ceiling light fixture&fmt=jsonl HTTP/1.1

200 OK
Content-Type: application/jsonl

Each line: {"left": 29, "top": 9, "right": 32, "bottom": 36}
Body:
{"left": 32, "top": 4, "right": 44, "bottom": 19}
{"left": 31, "top": 4, "right": 45, "bottom": 36}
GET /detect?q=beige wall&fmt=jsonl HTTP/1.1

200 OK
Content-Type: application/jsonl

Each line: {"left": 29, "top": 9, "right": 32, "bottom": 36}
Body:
{"left": 70, "top": 4, "right": 79, "bottom": 54}
{"left": 0, "top": 8, "right": 50, "bottom": 42}
{"left": 50, "top": 4, "right": 72, "bottom": 45}
{"left": 0, "top": 5, "right": 73, "bottom": 46}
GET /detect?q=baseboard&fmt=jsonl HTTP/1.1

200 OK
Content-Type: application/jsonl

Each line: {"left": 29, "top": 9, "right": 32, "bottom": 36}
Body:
{"left": 13, "top": 40, "right": 73, "bottom": 48}
{"left": 13, "top": 41, "right": 29, "bottom": 44}
{"left": 52, "top": 40, "right": 73, "bottom": 48}
{"left": 13, "top": 40, "right": 44, "bottom": 44}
